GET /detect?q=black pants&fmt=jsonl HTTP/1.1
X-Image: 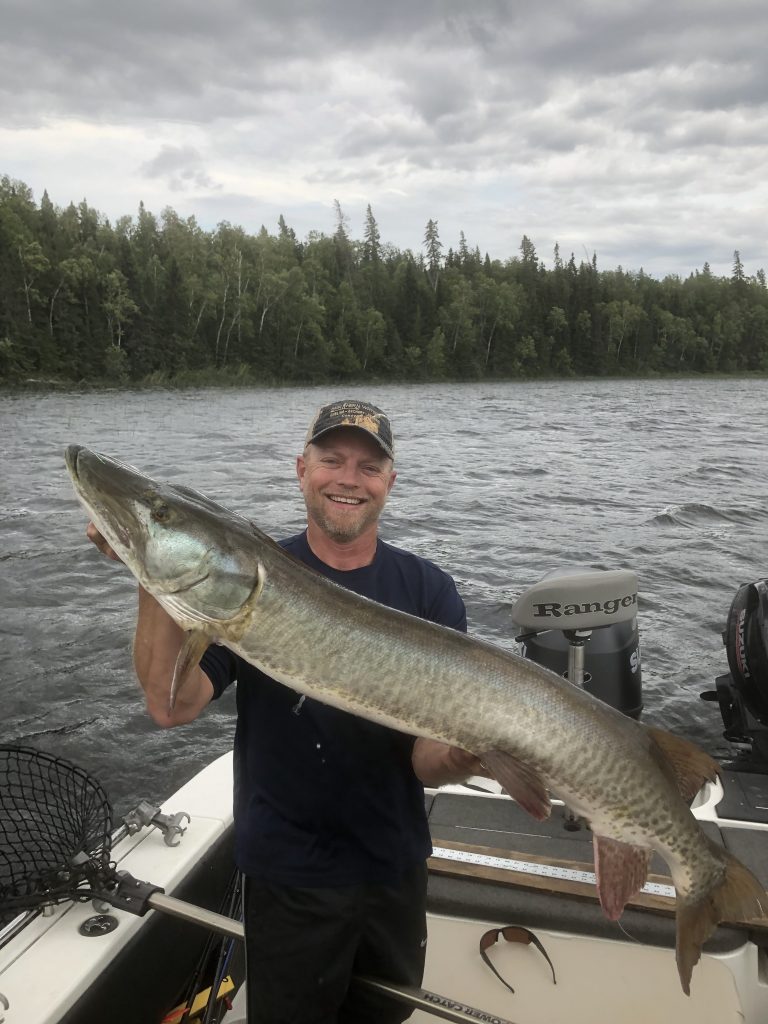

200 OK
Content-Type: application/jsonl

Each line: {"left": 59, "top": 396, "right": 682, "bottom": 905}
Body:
{"left": 242, "top": 863, "right": 428, "bottom": 1024}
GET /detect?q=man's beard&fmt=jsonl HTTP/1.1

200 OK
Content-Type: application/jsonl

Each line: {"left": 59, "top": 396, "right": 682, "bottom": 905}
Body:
{"left": 305, "top": 494, "right": 382, "bottom": 543}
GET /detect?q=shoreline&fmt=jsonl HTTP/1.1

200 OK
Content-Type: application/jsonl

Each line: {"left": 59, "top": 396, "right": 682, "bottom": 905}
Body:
{"left": 3, "top": 368, "right": 767, "bottom": 395}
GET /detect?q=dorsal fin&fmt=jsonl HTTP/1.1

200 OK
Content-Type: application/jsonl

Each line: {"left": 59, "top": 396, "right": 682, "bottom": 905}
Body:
{"left": 644, "top": 725, "right": 720, "bottom": 803}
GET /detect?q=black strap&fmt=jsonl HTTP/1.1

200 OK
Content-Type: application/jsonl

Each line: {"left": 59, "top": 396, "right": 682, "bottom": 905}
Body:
{"left": 479, "top": 925, "right": 557, "bottom": 994}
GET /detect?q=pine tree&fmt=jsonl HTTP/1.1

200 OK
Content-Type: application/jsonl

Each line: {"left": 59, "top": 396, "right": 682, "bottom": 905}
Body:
{"left": 423, "top": 219, "right": 442, "bottom": 293}
{"left": 363, "top": 205, "right": 381, "bottom": 263}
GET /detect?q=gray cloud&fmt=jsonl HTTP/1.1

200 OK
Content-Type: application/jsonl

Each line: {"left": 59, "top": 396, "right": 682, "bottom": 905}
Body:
{"left": 139, "top": 145, "right": 219, "bottom": 193}
{"left": 2, "top": 0, "right": 767, "bottom": 276}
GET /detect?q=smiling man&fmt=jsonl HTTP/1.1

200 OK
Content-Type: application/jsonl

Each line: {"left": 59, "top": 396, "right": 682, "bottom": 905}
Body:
{"left": 220, "top": 400, "right": 483, "bottom": 1023}
{"left": 297, "top": 400, "right": 397, "bottom": 555}
{"left": 86, "top": 398, "right": 483, "bottom": 1024}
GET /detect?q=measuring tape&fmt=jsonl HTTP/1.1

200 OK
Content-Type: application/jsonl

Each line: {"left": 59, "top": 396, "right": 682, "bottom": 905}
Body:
{"left": 431, "top": 846, "right": 676, "bottom": 899}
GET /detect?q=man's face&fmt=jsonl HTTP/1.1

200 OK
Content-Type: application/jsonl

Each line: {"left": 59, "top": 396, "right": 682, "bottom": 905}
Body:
{"left": 297, "top": 429, "right": 396, "bottom": 543}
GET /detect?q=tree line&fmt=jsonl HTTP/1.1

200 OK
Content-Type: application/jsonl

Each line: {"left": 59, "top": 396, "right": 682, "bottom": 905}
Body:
{"left": 1, "top": 175, "right": 766, "bottom": 387}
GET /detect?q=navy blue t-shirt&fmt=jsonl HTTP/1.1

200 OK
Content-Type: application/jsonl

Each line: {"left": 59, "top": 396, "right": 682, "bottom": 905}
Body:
{"left": 200, "top": 531, "right": 466, "bottom": 887}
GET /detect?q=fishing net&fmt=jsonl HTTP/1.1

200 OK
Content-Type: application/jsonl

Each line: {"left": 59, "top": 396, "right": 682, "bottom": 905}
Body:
{"left": 0, "top": 745, "right": 113, "bottom": 914}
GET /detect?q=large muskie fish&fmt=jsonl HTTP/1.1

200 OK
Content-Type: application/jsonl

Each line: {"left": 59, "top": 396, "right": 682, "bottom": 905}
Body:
{"left": 65, "top": 445, "right": 765, "bottom": 994}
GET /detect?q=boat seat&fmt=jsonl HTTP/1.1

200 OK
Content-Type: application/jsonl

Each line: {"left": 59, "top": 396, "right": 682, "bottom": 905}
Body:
{"left": 512, "top": 568, "right": 639, "bottom": 631}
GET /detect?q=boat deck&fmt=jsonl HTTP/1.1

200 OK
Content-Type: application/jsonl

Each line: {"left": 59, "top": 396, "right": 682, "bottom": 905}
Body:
{"left": 426, "top": 783, "right": 768, "bottom": 951}
{"left": 717, "top": 769, "right": 768, "bottom": 824}
{"left": 419, "top": 771, "right": 768, "bottom": 1024}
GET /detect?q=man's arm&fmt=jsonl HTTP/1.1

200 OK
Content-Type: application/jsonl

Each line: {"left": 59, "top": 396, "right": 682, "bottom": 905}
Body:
{"left": 86, "top": 522, "right": 213, "bottom": 728}
{"left": 412, "top": 738, "right": 489, "bottom": 787}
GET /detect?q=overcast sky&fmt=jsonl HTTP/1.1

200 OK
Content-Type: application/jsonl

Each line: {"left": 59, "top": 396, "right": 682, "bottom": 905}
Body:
{"left": 3, "top": 0, "right": 767, "bottom": 278}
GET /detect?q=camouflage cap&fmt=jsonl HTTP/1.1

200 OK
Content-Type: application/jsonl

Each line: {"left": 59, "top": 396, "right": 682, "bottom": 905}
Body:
{"left": 305, "top": 399, "right": 394, "bottom": 459}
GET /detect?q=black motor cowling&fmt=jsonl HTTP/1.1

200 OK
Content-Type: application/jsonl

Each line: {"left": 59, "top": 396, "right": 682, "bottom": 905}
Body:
{"left": 724, "top": 579, "right": 768, "bottom": 724}
{"left": 702, "top": 578, "right": 768, "bottom": 771}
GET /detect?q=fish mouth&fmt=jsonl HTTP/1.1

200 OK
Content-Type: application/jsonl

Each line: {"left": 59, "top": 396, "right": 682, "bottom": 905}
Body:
{"left": 66, "top": 445, "right": 130, "bottom": 502}
{"left": 66, "top": 445, "right": 143, "bottom": 484}
{"left": 65, "top": 444, "right": 83, "bottom": 479}
{"left": 66, "top": 445, "right": 134, "bottom": 549}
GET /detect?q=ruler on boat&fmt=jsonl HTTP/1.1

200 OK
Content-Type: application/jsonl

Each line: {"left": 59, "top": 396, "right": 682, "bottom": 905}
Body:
{"left": 427, "top": 839, "right": 683, "bottom": 915}
{"left": 429, "top": 840, "right": 768, "bottom": 929}
{"left": 431, "top": 845, "right": 676, "bottom": 898}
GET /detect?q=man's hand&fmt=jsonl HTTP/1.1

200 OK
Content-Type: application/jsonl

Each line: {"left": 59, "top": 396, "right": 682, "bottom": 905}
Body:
{"left": 86, "top": 521, "right": 123, "bottom": 562}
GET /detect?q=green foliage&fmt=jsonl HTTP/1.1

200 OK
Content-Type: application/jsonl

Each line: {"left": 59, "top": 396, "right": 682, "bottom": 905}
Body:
{"left": 425, "top": 327, "right": 447, "bottom": 378}
{"left": 0, "top": 175, "right": 766, "bottom": 388}
{"left": 102, "top": 343, "right": 129, "bottom": 383}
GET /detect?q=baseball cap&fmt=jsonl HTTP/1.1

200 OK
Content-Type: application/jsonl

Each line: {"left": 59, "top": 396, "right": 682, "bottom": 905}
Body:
{"left": 305, "top": 400, "right": 394, "bottom": 459}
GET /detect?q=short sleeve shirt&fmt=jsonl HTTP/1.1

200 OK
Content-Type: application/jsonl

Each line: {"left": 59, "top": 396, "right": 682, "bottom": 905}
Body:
{"left": 200, "top": 531, "right": 466, "bottom": 886}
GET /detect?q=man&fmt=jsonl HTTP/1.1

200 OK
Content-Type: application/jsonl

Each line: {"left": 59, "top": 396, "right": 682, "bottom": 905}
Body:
{"left": 87, "top": 399, "right": 484, "bottom": 1023}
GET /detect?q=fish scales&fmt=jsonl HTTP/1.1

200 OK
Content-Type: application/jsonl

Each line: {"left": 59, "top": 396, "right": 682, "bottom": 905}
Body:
{"left": 242, "top": 547, "right": 630, "bottom": 782}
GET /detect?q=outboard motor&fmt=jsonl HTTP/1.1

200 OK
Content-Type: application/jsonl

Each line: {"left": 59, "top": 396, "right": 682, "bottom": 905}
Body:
{"left": 701, "top": 578, "right": 768, "bottom": 772}
{"left": 511, "top": 567, "right": 643, "bottom": 719}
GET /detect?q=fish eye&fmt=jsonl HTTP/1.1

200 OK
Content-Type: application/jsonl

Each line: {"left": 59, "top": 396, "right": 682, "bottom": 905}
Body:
{"left": 151, "top": 502, "right": 171, "bottom": 523}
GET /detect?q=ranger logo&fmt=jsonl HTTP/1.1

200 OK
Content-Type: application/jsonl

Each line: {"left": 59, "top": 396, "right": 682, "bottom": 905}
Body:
{"left": 533, "top": 593, "right": 637, "bottom": 618}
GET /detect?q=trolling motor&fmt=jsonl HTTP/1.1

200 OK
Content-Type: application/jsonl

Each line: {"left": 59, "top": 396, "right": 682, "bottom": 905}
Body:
{"left": 510, "top": 567, "right": 641, "bottom": 829}
{"left": 701, "top": 578, "right": 768, "bottom": 773}
{"left": 511, "top": 567, "right": 642, "bottom": 718}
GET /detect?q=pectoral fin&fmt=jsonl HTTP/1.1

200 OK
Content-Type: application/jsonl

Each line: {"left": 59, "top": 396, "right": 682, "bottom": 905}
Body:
{"left": 169, "top": 629, "right": 211, "bottom": 710}
{"left": 593, "top": 834, "right": 651, "bottom": 920}
{"left": 479, "top": 750, "right": 551, "bottom": 820}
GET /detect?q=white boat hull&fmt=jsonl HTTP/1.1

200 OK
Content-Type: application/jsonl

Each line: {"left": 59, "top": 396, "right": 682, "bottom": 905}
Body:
{"left": 2, "top": 757, "right": 767, "bottom": 1024}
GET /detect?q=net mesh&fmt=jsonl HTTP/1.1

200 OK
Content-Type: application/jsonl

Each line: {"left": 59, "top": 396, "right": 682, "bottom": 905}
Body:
{"left": 0, "top": 746, "right": 113, "bottom": 913}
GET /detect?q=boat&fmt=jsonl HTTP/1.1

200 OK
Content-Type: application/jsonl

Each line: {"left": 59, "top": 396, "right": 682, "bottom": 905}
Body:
{"left": 1, "top": 569, "right": 767, "bottom": 1023}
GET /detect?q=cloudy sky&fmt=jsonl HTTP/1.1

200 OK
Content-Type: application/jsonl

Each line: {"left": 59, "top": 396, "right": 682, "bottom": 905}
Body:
{"left": 3, "top": 0, "right": 767, "bottom": 278}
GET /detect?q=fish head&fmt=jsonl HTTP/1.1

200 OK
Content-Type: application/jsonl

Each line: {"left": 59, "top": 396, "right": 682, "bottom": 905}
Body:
{"left": 65, "top": 445, "right": 260, "bottom": 630}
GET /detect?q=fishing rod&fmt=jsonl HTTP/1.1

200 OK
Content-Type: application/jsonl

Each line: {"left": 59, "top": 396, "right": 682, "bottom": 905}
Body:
{"left": 137, "top": 892, "right": 515, "bottom": 1024}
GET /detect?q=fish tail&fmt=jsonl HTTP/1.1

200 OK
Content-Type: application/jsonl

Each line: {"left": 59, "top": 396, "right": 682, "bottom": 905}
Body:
{"left": 676, "top": 840, "right": 766, "bottom": 995}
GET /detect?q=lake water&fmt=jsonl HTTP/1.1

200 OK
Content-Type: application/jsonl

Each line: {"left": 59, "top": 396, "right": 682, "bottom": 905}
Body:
{"left": 2, "top": 378, "right": 767, "bottom": 814}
